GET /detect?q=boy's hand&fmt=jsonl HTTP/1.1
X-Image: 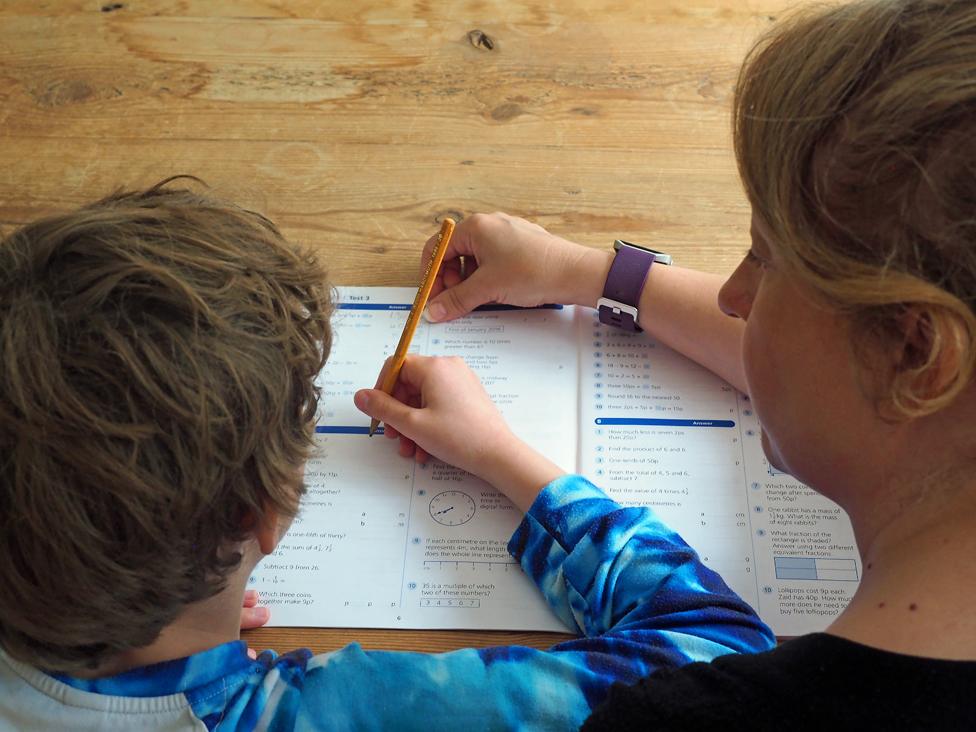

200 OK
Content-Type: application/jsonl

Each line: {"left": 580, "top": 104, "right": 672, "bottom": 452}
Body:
{"left": 240, "top": 589, "right": 270, "bottom": 630}
{"left": 356, "top": 355, "right": 515, "bottom": 477}
{"left": 354, "top": 355, "right": 565, "bottom": 512}
{"left": 422, "top": 213, "right": 612, "bottom": 323}
{"left": 241, "top": 589, "right": 270, "bottom": 660}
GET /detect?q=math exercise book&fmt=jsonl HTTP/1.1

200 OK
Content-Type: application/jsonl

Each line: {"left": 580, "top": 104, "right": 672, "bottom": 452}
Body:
{"left": 250, "top": 287, "right": 860, "bottom": 636}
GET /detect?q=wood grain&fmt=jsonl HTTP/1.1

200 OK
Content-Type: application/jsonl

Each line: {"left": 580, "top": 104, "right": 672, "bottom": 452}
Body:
{"left": 0, "top": 0, "right": 796, "bottom": 655}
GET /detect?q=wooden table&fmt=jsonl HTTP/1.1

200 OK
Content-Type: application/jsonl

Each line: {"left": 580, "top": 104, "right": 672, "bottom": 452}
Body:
{"left": 0, "top": 0, "right": 792, "bottom": 655}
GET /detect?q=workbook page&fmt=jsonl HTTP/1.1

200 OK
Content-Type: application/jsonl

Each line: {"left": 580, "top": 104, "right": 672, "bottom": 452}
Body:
{"left": 251, "top": 288, "right": 860, "bottom": 636}
{"left": 575, "top": 309, "right": 860, "bottom": 636}
{"left": 249, "top": 288, "right": 575, "bottom": 631}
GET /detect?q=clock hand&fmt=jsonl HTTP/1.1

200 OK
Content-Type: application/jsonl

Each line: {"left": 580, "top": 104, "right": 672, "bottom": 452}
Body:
{"left": 434, "top": 506, "right": 455, "bottom": 515}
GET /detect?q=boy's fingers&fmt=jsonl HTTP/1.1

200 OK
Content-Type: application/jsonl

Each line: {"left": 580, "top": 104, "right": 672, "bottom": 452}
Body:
{"left": 399, "top": 435, "right": 416, "bottom": 458}
{"left": 366, "top": 358, "right": 427, "bottom": 438}
{"left": 392, "top": 379, "right": 413, "bottom": 405}
{"left": 354, "top": 388, "right": 416, "bottom": 433}
{"left": 387, "top": 355, "right": 436, "bottom": 392}
{"left": 240, "top": 605, "right": 270, "bottom": 630}
{"left": 401, "top": 392, "right": 426, "bottom": 458}
{"left": 243, "top": 590, "right": 259, "bottom": 608}
{"left": 395, "top": 390, "right": 422, "bottom": 454}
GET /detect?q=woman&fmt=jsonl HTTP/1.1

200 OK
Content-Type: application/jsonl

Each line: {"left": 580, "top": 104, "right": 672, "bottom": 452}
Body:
{"left": 356, "top": 0, "right": 976, "bottom": 728}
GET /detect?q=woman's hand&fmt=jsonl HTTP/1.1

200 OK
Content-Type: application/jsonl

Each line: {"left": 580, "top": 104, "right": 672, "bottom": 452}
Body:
{"left": 354, "top": 355, "right": 565, "bottom": 512}
{"left": 422, "top": 213, "right": 612, "bottom": 323}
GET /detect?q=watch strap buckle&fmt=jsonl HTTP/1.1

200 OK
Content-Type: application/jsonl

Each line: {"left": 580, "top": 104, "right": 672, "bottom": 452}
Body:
{"left": 597, "top": 297, "right": 642, "bottom": 332}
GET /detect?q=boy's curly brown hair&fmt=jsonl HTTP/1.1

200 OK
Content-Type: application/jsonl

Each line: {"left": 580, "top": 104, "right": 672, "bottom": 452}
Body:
{"left": 0, "top": 177, "right": 333, "bottom": 674}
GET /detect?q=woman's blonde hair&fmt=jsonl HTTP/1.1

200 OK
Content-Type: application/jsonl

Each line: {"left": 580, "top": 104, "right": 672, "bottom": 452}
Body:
{"left": 0, "top": 178, "right": 333, "bottom": 673}
{"left": 734, "top": 0, "right": 976, "bottom": 416}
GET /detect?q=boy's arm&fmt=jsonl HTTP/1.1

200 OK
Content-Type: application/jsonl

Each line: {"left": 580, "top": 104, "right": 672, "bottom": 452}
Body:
{"left": 343, "top": 354, "right": 770, "bottom": 728}
{"left": 289, "top": 475, "right": 773, "bottom": 729}
{"left": 510, "top": 475, "right": 767, "bottom": 647}
{"left": 68, "top": 474, "right": 771, "bottom": 730}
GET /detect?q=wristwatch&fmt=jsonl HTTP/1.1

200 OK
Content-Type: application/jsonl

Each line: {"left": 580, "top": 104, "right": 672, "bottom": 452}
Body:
{"left": 597, "top": 240, "right": 672, "bottom": 331}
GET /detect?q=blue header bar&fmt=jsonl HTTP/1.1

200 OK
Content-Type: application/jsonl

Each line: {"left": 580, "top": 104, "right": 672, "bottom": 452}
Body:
{"left": 473, "top": 303, "right": 563, "bottom": 312}
{"left": 316, "top": 425, "right": 385, "bottom": 435}
{"left": 595, "top": 418, "right": 735, "bottom": 428}
{"left": 337, "top": 302, "right": 564, "bottom": 312}
{"left": 338, "top": 303, "right": 411, "bottom": 311}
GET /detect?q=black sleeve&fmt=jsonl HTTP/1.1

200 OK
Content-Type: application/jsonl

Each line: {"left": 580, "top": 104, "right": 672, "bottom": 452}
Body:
{"left": 583, "top": 633, "right": 976, "bottom": 732}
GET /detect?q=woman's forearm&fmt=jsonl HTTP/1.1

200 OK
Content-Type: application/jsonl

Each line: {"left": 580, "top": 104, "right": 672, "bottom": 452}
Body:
{"left": 570, "top": 249, "right": 748, "bottom": 394}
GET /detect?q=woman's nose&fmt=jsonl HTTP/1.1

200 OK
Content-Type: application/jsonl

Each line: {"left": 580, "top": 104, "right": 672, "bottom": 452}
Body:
{"left": 718, "top": 259, "right": 756, "bottom": 320}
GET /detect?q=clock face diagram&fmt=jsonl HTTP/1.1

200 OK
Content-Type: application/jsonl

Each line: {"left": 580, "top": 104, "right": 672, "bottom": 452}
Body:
{"left": 428, "top": 491, "right": 476, "bottom": 526}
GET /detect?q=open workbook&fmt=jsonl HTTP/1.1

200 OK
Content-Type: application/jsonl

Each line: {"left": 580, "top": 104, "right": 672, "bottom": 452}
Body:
{"left": 249, "top": 287, "right": 861, "bottom": 637}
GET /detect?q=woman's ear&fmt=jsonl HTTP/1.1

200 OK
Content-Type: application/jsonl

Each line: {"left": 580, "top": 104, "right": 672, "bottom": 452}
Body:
{"left": 885, "top": 305, "right": 972, "bottom": 417}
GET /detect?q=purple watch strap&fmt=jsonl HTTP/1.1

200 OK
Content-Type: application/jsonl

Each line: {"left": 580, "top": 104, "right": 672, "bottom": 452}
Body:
{"left": 599, "top": 244, "right": 655, "bottom": 331}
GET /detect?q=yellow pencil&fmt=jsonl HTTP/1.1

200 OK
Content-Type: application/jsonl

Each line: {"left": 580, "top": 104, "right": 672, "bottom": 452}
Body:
{"left": 369, "top": 217, "right": 456, "bottom": 436}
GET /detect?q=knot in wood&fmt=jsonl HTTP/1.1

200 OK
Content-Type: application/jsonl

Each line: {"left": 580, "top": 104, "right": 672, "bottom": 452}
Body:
{"left": 466, "top": 30, "right": 495, "bottom": 51}
{"left": 435, "top": 210, "right": 464, "bottom": 225}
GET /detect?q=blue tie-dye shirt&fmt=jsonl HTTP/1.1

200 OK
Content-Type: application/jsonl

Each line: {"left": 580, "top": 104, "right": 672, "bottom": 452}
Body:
{"left": 0, "top": 475, "right": 774, "bottom": 731}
